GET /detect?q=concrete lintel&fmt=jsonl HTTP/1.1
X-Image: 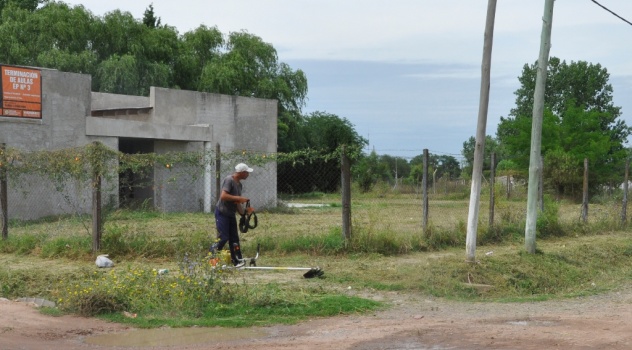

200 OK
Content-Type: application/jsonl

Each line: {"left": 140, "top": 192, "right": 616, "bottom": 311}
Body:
{"left": 86, "top": 117, "right": 212, "bottom": 141}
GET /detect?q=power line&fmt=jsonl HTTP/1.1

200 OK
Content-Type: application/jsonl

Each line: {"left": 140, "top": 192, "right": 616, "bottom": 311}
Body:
{"left": 590, "top": 0, "right": 632, "bottom": 26}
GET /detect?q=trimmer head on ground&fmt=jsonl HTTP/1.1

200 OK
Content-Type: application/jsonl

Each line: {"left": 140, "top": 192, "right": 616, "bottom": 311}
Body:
{"left": 236, "top": 244, "right": 325, "bottom": 279}
{"left": 302, "top": 267, "right": 325, "bottom": 279}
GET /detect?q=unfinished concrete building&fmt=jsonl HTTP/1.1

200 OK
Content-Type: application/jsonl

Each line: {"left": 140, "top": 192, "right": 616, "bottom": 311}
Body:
{"left": 0, "top": 64, "right": 277, "bottom": 220}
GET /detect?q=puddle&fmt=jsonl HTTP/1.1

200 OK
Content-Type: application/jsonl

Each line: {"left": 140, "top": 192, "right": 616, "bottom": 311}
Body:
{"left": 507, "top": 320, "right": 556, "bottom": 327}
{"left": 85, "top": 327, "right": 267, "bottom": 347}
{"left": 285, "top": 203, "right": 329, "bottom": 208}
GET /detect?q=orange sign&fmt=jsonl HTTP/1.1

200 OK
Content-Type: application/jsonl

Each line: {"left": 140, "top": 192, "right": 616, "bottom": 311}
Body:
{"left": 1, "top": 65, "right": 42, "bottom": 119}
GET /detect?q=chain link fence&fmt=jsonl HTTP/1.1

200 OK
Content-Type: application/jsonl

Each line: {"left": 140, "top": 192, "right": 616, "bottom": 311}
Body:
{"left": 1, "top": 143, "right": 630, "bottom": 250}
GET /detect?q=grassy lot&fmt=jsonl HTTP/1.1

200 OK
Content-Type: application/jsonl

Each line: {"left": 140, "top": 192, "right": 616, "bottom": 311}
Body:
{"left": 1, "top": 192, "right": 632, "bottom": 327}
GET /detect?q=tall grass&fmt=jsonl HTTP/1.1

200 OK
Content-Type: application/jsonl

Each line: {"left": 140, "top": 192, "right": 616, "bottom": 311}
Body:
{"left": 1, "top": 193, "right": 629, "bottom": 258}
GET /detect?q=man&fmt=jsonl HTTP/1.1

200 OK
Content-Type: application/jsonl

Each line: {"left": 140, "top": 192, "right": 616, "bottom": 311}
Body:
{"left": 211, "top": 162, "right": 255, "bottom": 267}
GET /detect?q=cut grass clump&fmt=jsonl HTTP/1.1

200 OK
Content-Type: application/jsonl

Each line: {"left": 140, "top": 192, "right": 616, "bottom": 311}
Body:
{"left": 76, "top": 291, "right": 130, "bottom": 317}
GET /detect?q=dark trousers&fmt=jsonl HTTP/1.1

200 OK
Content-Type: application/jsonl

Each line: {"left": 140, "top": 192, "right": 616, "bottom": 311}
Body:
{"left": 214, "top": 208, "right": 242, "bottom": 265}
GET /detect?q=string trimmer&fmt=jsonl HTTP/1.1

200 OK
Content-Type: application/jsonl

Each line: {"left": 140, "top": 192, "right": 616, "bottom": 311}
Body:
{"left": 236, "top": 244, "right": 324, "bottom": 279}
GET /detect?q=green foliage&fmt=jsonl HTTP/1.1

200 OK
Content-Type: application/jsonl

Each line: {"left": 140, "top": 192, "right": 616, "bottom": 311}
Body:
{"left": 51, "top": 255, "right": 379, "bottom": 324}
{"left": 349, "top": 226, "right": 426, "bottom": 255}
{"left": 353, "top": 150, "right": 389, "bottom": 192}
{"left": 408, "top": 152, "right": 462, "bottom": 186}
{"left": 0, "top": 2, "right": 308, "bottom": 150}
{"left": 0, "top": 0, "right": 40, "bottom": 13}
{"left": 496, "top": 159, "right": 519, "bottom": 173}
{"left": 420, "top": 236, "right": 632, "bottom": 300}
{"left": 263, "top": 230, "right": 345, "bottom": 255}
{"left": 380, "top": 154, "right": 411, "bottom": 179}
{"left": 497, "top": 57, "right": 631, "bottom": 195}
{"left": 277, "top": 112, "right": 366, "bottom": 193}
{"left": 461, "top": 135, "right": 505, "bottom": 175}
{"left": 40, "top": 236, "right": 92, "bottom": 259}
{"left": 142, "top": 4, "right": 160, "bottom": 28}
{"left": 0, "top": 234, "right": 43, "bottom": 254}
{"left": 535, "top": 197, "right": 565, "bottom": 238}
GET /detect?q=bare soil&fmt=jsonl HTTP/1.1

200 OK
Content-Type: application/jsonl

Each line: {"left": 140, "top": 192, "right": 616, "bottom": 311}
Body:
{"left": 2, "top": 285, "right": 632, "bottom": 350}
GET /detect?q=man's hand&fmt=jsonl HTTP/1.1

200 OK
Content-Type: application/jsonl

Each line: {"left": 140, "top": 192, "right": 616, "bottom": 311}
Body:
{"left": 247, "top": 206, "right": 255, "bottom": 215}
{"left": 234, "top": 197, "right": 249, "bottom": 204}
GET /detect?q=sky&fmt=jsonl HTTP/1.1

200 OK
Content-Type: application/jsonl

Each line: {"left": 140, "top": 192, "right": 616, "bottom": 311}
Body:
{"left": 61, "top": 0, "right": 632, "bottom": 161}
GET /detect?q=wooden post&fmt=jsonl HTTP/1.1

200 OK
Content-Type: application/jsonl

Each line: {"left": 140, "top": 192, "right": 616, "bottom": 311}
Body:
{"left": 341, "top": 145, "right": 352, "bottom": 241}
{"left": 1, "top": 143, "right": 7, "bottom": 240}
{"left": 215, "top": 143, "right": 221, "bottom": 207}
{"left": 506, "top": 173, "right": 511, "bottom": 199}
{"left": 92, "top": 170, "right": 102, "bottom": 252}
{"left": 581, "top": 158, "right": 588, "bottom": 223}
{"left": 525, "top": 0, "right": 555, "bottom": 254}
{"left": 489, "top": 152, "right": 495, "bottom": 227}
{"left": 622, "top": 159, "right": 629, "bottom": 225}
{"left": 203, "top": 142, "right": 212, "bottom": 213}
{"left": 422, "top": 149, "right": 429, "bottom": 234}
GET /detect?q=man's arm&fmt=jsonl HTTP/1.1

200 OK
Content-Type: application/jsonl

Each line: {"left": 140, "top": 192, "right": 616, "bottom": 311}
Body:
{"left": 220, "top": 190, "right": 249, "bottom": 215}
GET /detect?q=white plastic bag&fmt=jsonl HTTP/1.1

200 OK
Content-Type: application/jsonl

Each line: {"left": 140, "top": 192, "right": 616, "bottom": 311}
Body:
{"left": 95, "top": 254, "right": 114, "bottom": 268}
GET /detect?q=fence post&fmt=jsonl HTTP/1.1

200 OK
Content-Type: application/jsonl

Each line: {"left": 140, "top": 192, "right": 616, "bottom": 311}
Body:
{"left": 203, "top": 142, "right": 212, "bottom": 213}
{"left": 422, "top": 149, "right": 429, "bottom": 234}
{"left": 215, "top": 143, "right": 221, "bottom": 207}
{"left": 506, "top": 173, "right": 511, "bottom": 199}
{"left": 622, "top": 159, "right": 629, "bottom": 225}
{"left": 341, "top": 145, "right": 351, "bottom": 241}
{"left": 489, "top": 152, "right": 495, "bottom": 227}
{"left": 1, "top": 143, "right": 7, "bottom": 240}
{"left": 581, "top": 158, "right": 588, "bottom": 223}
{"left": 91, "top": 142, "right": 103, "bottom": 252}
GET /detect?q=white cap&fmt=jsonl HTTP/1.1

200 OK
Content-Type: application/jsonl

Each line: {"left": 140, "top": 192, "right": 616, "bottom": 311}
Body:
{"left": 235, "top": 163, "right": 253, "bottom": 173}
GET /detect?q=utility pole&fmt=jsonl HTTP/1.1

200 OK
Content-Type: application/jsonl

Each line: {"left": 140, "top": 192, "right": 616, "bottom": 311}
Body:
{"left": 525, "top": 0, "right": 555, "bottom": 254}
{"left": 466, "top": 0, "right": 497, "bottom": 263}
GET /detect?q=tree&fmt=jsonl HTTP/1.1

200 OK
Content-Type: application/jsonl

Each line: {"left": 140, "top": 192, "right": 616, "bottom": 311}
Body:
{"left": 543, "top": 149, "right": 581, "bottom": 199}
{"left": 174, "top": 25, "right": 224, "bottom": 90}
{"left": 278, "top": 112, "right": 367, "bottom": 193}
{"left": 497, "top": 58, "right": 631, "bottom": 195}
{"left": 0, "top": 0, "right": 40, "bottom": 14}
{"left": 354, "top": 150, "right": 390, "bottom": 192}
{"left": 461, "top": 135, "right": 503, "bottom": 177}
{"left": 302, "top": 112, "right": 366, "bottom": 152}
{"left": 196, "top": 31, "right": 308, "bottom": 149}
{"left": 0, "top": 3, "right": 326, "bottom": 161}
{"left": 409, "top": 152, "right": 462, "bottom": 184}
{"left": 198, "top": 31, "right": 307, "bottom": 114}
{"left": 379, "top": 155, "right": 410, "bottom": 181}
{"left": 142, "top": 3, "right": 160, "bottom": 29}
{"left": 435, "top": 155, "right": 461, "bottom": 180}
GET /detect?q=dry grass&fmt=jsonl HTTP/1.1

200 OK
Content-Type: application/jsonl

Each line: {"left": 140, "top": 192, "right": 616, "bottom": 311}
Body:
{"left": 6, "top": 193, "right": 629, "bottom": 246}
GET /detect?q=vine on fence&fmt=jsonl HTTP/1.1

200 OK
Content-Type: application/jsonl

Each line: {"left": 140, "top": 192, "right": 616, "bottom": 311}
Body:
{"left": 0, "top": 142, "right": 359, "bottom": 191}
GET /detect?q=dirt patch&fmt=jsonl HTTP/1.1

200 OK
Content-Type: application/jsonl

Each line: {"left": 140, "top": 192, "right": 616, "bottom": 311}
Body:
{"left": 2, "top": 286, "right": 632, "bottom": 350}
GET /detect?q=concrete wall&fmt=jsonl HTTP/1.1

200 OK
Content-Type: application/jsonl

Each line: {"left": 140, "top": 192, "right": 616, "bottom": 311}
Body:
{"left": 0, "top": 68, "right": 118, "bottom": 220}
{"left": 0, "top": 67, "right": 278, "bottom": 219}
{"left": 153, "top": 140, "right": 206, "bottom": 213}
{"left": 91, "top": 92, "right": 150, "bottom": 110}
{"left": 149, "top": 87, "right": 278, "bottom": 210}
{"left": 0, "top": 69, "right": 116, "bottom": 150}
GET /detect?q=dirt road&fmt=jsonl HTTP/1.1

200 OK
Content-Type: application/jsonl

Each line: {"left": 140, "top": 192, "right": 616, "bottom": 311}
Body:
{"left": 2, "top": 286, "right": 632, "bottom": 350}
